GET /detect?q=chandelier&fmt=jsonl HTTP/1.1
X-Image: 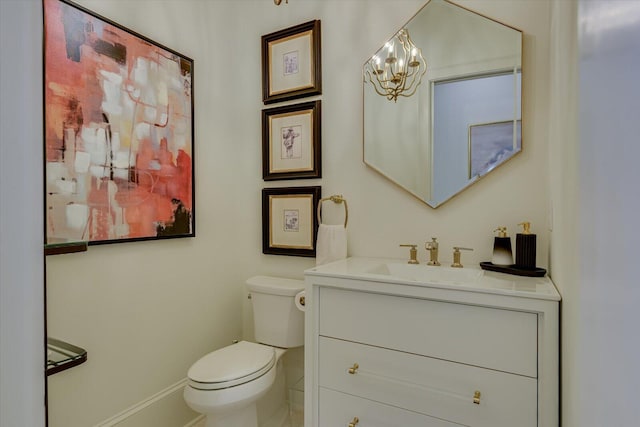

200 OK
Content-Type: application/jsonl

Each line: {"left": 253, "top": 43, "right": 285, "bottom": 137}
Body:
{"left": 364, "top": 29, "right": 427, "bottom": 102}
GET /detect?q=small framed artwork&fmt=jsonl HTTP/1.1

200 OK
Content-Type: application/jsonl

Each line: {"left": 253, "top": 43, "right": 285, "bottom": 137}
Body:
{"left": 469, "top": 120, "right": 522, "bottom": 179}
{"left": 43, "top": 0, "right": 194, "bottom": 245}
{"left": 262, "top": 20, "right": 322, "bottom": 104}
{"left": 262, "top": 186, "right": 321, "bottom": 257}
{"left": 262, "top": 100, "right": 321, "bottom": 180}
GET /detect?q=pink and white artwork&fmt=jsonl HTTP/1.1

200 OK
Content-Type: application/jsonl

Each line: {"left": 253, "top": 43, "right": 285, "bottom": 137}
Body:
{"left": 44, "top": 0, "right": 194, "bottom": 245}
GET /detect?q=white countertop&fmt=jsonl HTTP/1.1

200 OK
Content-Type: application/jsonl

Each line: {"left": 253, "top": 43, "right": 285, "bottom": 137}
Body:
{"left": 305, "top": 257, "right": 561, "bottom": 301}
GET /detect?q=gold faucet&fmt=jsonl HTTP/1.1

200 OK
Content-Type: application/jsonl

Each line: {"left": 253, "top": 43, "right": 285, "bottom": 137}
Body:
{"left": 425, "top": 238, "right": 441, "bottom": 266}
{"left": 451, "top": 247, "right": 473, "bottom": 268}
{"left": 399, "top": 244, "right": 419, "bottom": 264}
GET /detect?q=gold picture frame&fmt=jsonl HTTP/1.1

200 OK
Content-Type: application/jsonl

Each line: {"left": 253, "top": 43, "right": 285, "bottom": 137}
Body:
{"left": 262, "top": 186, "right": 321, "bottom": 257}
{"left": 261, "top": 20, "right": 322, "bottom": 104}
{"left": 262, "top": 100, "right": 321, "bottom": 180}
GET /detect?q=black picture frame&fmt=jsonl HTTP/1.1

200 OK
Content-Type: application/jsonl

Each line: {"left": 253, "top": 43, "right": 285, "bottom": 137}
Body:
{"left": 262, "top": 186, "right": 321, "bottom": 257}
{"left": 262, "top": 100, "right": 321, "bottom": 181}
{"left": 43, "top": 0, "right": 195, "bottom": 246}
{"left": 261, "top": 20, "right": 322, "bottom": 104}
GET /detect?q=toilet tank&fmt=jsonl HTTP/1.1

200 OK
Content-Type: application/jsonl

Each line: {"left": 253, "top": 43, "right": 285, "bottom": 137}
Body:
{"left": 246, "top": 276, "right": 305, "bottom": 348}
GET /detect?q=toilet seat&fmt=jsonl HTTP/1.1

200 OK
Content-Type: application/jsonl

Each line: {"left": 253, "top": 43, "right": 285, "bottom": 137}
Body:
{"left": 187, "top": 341, "right": 276, "bottom": 390}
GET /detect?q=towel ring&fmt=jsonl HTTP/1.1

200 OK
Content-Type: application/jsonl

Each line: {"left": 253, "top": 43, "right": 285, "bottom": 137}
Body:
{"left": 317, "top": 194, "right": 348, "bottom": 228}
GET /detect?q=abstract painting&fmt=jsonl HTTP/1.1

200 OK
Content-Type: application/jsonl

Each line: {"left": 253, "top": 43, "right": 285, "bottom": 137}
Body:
{"left": 44, "top": 0, "right": 194, "bottom": 245}
{"left": 469, "top": 120, "right": 522, "bottom": 180}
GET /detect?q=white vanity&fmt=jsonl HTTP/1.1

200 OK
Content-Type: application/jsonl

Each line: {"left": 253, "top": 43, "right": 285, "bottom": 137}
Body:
{"left": 304, "top": 257, "right": 560, "bottom": 427}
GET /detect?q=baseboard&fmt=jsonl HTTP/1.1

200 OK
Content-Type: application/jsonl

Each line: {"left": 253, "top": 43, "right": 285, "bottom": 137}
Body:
{"left": 95, "top": 378, "right": 200, "bottom": 427}
{"left": 182, "top": 414, "right": 205, "bottom": 427}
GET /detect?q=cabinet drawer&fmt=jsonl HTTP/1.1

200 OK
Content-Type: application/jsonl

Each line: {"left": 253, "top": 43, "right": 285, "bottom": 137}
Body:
{"left": 319, "top": 387, "right": 464, "bottom": 427}
{"left": 319, "top": 287, "right": 537, "bottom": 376}
{"left": 318, "top": 337, "right": 537, "bottom": 427}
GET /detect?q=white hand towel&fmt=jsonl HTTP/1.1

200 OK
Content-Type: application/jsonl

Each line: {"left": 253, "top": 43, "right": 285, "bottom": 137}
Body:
{"left": 316, "top": 224, "right": 347, "bottom": 266}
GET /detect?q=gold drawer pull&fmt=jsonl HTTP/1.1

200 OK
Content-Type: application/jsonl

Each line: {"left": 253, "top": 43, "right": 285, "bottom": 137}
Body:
{"left": 348, "top": 363, "right": 359, "bottom": 374}
{"left": 348, "top": 416, "right": 359, "bottom": 427}
{"left": 473, "top": 390, "right": 481, "bottom": 405}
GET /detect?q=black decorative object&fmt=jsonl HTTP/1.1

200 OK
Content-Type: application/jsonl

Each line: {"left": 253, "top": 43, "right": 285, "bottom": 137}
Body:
{"left": 480, "top": 262, "right": 546, "bottom": 277}
{"left": 515, "top": 222, "right": 537, "bottom": 268}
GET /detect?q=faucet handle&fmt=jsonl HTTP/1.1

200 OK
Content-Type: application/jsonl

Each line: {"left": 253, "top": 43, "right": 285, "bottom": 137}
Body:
{"left": 451, "top": 247, "right": 473, "bottom": 268}
{"left": 399, "top": 244, "right": 419, "bottom": 264}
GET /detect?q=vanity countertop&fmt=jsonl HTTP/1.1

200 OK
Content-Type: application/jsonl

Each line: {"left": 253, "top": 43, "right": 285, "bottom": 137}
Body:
{"left": 305, "top": 257, "right": 560, "bottom": 302}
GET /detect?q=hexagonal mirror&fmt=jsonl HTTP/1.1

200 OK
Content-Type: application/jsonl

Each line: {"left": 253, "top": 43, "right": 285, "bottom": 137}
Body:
{"left": 363, "top": 0, "right": 522, "bottom": 208}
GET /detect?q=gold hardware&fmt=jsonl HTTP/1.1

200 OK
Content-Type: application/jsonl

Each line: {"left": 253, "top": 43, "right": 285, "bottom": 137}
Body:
{"left": 451, "top": 247, "right": 473, "bottom": 268}
{"left": 400, "top": 244, "right": 419, "bottom": 264}
{"left": 425, "top": 237, "right": 441, "bottom": 266}
{"left": 274, "top": 0, "right": 289, "bottom": 5}
{"left": 518, "top": 221, "right": 531, "bottom": 234}
{"left": 494, "top": 226, "right": 508, "bottom": 237}
{"left": 317, "top": 194, "right": 349, "bottom": 228}
{"left": 348, "top": 416, "right": 359, "bottom": 427}
{"left": 299, "top": 296, "right": 305, "bottom": 306}
{"left": 348, "top": 363, "right": 359, "bottom": 374}
{"left": 473, "top": 390, "right": 481, "bottom": 404}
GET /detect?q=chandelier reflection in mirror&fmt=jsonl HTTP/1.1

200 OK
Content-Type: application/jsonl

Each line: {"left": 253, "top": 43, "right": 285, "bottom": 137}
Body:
{"left": 364, "top": 29, "right": 427, "bottom": 102}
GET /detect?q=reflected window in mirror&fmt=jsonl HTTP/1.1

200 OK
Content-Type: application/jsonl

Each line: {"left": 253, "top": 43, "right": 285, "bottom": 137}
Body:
{"left": 431, "top": 70, "right": 521, "bottom": 205}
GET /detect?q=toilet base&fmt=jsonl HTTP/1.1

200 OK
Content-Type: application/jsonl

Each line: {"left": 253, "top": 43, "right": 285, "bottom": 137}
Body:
{"left": 184, "top": 345, "right": 290, "bottom": 427}
{"left": 204, "top": 402, "right": 258, "bottom": 427}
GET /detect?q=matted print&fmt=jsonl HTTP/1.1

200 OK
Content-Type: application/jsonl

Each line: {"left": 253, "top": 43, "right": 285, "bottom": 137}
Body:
{"left": 262, "top": 186, "right": 321, "bottom": 257}
{"left": 262, "top": 100, "right": 321, "bottom": 180}
{"left": 261, "top": 20, "right": 321, "bottom": 104}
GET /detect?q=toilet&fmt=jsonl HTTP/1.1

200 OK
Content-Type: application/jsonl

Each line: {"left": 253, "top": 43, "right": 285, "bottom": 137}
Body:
{"left": 184, "top": 276, "right": 305, "bottom": 427}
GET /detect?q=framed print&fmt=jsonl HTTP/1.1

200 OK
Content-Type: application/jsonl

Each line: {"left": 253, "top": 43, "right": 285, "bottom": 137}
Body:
{"left": 469, "top": 120, "right": 522, "bottom": 179}
{"left": 262, "top": 186, "right": 321, "bottom": 257}
{"left": 262, "top": 100, "right": 321, "bottom": 180}
{"left": 262, "top": 20, "right": 321, "bottom": 104}
{"left": 43, "top": 0, "right": 195, "bottom": 245}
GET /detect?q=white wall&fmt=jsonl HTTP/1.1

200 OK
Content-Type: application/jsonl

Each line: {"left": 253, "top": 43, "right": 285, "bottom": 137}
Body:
{"left": 45, "top": 1, "right": 253, "bottom": 425}
{"left": 352, "top": 0, "right": 553, "bottom": 265}
{"left": 0, "top": 1, "right": 46, "bottom": 426}
{"left": 2, "top": 0, "right": 555, "bottom": 426}
{"left": 548, "top": 1, "right": 580, "bottom": 425}
{"left": 574, "top": 0, "right": 640, "bottom": 424}
{"left": 549, "top": 1, "right": 640, "bottom": 426}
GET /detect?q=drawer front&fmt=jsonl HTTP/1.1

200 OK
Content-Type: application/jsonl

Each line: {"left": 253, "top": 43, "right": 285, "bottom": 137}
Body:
{"left": 319, "top": 337, "right": 537, "bottom": 427}
{"left": 319, "top": 387, "right": 465, "bottom": 427}
{"left": 319, "top": 287, "right": 537, "bottom": 376}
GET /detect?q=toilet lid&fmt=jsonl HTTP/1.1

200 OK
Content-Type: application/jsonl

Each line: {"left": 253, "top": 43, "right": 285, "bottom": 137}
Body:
{"left": 187, "top": 341, "right": 275, "bottom": 390}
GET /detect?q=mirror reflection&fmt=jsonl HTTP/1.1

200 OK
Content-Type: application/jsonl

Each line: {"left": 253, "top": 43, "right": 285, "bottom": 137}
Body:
{"left": 363, "top": 0, "right": 522, "bottom": 208}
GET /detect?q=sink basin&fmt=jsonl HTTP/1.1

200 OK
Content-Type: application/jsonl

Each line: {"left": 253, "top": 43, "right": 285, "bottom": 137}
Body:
{"left": 366, "top": 262, "right": 483, "bottom": 285}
